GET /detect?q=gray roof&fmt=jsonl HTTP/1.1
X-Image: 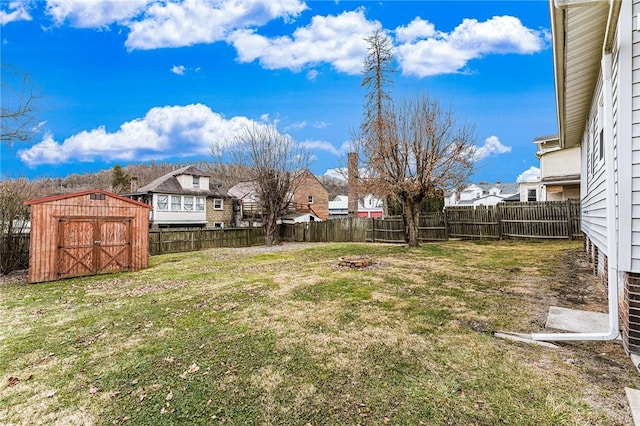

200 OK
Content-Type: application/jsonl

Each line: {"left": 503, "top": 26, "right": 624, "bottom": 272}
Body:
{"left": 132, "top": 165, "right": 227, "bottom": 197}
{"left": 471, "top": 182, "right": 519, "bottom": 195}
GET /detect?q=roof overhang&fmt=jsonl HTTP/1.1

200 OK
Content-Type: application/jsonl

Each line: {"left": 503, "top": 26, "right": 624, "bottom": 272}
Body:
{"left": 550, "top": 0, "right": 618, "bottom": 149}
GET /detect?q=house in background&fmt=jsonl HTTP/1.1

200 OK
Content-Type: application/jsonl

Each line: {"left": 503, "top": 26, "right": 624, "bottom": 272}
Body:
{"left": 128, "top": 165, "right": 234, "bottom": 228}
{"left": 534, "top": 134, "right": 581, "bottom": 201}
{"left": 206, "top": 183, "right": 235, "bottom": 228}
{"left": 445, "top": 182, "right": 519, "bottom": 207}
{"left": 517, "top": 177, "right": 542, "bottom": 203}
{"left": 291, "top": 170, "right": 329, "bottom": 221}
{"left": 229, "top": 169, "right": 329, "bottom": 225}
{"left": 329, "top": 195, "right": 384, "bottom": 219}
{"left": 548, "top": 0, "right": 640, "bottom": 354}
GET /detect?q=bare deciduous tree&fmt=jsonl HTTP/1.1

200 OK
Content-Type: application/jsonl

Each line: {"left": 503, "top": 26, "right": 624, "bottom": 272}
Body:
{"left": 357, "top": 32, "right": 475, "bottom": 247}
{"left": 1, "top": 64, "right": 39, "bottom": 146}
{"left": 212, "top": 123, "right": 312, "bottom": 245}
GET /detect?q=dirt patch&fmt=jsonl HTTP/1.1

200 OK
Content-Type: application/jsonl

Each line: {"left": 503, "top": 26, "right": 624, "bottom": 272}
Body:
{"left": 0, "top": 269, "right": 28, "bottom": 286}
{"left": 513, "top": 247, "right": 635, "bottom": 424}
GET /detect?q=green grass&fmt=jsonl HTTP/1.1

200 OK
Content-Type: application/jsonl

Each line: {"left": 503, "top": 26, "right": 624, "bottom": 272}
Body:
{"left": 0, "top": 240, "right": 637, "bottom": 425}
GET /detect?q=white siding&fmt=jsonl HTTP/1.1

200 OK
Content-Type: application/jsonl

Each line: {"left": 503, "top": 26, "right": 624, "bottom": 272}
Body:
{"left": 582, "top": 76, "right": 609, "bottom": 254}
{"left": 631, "top": 1, "right": 640, "bottom": 271}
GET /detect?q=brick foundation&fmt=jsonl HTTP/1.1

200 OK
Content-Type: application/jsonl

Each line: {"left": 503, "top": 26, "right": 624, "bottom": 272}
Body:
{"left": 623, "top": 272, "right": 640, "bottom": 355}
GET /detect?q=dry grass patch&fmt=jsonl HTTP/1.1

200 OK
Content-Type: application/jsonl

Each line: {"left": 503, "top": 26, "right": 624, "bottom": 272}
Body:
{"left": 1, "top": 240, "right": 638, "bottom": 425}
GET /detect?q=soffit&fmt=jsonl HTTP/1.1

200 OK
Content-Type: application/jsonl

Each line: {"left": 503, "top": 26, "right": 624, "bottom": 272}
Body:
{"left": 552, "top": 1, "right": 610, "bottom": 148}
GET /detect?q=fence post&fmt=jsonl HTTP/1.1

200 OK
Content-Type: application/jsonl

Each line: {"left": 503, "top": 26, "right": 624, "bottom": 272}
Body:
{"left": 443, "top": 209, "right": 449, "bottom": 241}
{"left": 566, "top": 199, "right": 574, "bottom": 240}
{"left": 158, "top": 229, "right": 163, "bottom": 255}
{"left": 496, "top": 205, "right": 503, "bottom": 240}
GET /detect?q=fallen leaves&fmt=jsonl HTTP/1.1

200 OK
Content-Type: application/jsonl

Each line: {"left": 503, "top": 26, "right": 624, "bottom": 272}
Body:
{"left": 179, "top": 363, "right": 200, "bottom": 379}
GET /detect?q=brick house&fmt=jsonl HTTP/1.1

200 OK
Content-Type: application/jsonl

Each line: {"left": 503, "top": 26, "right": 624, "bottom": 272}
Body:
{"left": 291, "top": 170, "right": 329, "bottom": 221}
{"left": 228, "top": 169, "right": 329, "bottom": 224}
{"left": 206, "top": 183, "right": 235, "bottom": 228}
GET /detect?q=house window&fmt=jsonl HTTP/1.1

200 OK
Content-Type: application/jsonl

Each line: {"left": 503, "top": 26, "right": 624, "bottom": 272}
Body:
{"left": 213, "top": 198, "right": 223, "bottom": 210}
{"left": 171, "top": 196, "right": 181, "bottom": 211}
{"left": 527, "top": 189, "right": 537, "bottom": 202}
{"left": 196, "top": 197, "right": 205, "bottom": 211}
{"left": 184, "top": 196, "right": 194, "bottom": 211}
{"left": 193, "top": 176, "right": 200, "bottom": 189}
{"left": 157, "top": 195, "right": 169, "bottom": 210}
{"left": 599, "top": 128, "right": 604, "bottom": 161}
{"left": 308, "top": 195, "right": 314, "bottom": 204}
{"left": 90, "top": 193, "right": 105, "bottom": 201}
{"left": 214, "top": 222, "right": 224, "bottom": 228}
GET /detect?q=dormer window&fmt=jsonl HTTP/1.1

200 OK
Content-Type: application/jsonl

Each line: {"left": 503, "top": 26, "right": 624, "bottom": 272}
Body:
{"left": 308, "top": 195, "right": 314, "bottom": 204}
{"left": 193, "top": 176, "right": 200, "bottom": 189}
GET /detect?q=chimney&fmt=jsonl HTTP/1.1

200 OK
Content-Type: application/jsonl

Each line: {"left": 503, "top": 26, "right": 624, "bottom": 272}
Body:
{"left": 130, "top": 176, "right": 138, "bottom": 193}
{"left": 347, "top": 152, "right": 359, "bottom": 218}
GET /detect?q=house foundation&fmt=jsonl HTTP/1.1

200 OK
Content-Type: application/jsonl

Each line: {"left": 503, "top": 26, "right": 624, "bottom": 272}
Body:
{"left": 584, "top": 236, "right": 640, "bottom": 355}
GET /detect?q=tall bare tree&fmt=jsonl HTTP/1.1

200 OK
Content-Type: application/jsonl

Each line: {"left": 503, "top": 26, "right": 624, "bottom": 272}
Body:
{"left": 357, "top": 32, "right": 475, "bottom": 247}
{"left": 212, "top": 123, "right": 312, "bottom": 245}
{"left": 1, "top": 64, "right": 39, "bottom": 146}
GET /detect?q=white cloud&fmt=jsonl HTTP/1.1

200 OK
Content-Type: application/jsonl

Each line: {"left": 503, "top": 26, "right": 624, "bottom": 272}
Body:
{"left": 395, "top": 17, "right": 436, "bottom": 43}
{"left": 125, "top": 0, "right": 307, "bottom": 50}
{"left": 516, "top": 166, "right": 540, "bottom": 183}
{"left": 228, "top": 8, "right": 381, "bottom": 74}
{"left": 0, "top": 1, "right": 33, "bottom": 25}
{"left": 285, "top": 121, "right": 307, "bottom": 131}
{"left": 306, "top": 69, "right": 319, "bottom": 81}
{"left": 171, "top": 65, "right": 186, "bottom": 75}
{"left": 18, "top": 104, "right": 268, "bottom": 166}
{"left": 323, "top": 167, "right": 347, "bottom": 181}
{"left": 473, "top": 135, "right": 511, "bottom": 161}
{"left": 299, "top": 139, "right": 340, "bottom": 156}
{"left": 45, "top": 0, "right": 150, "bottom": 28}
{"left": 396, "top": 15, "right": 548, "bottom": 77}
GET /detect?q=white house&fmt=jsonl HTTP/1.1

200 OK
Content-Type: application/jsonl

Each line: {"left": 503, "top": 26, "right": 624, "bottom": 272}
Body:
{"left": 534, "top": 135, "right": 581, "bottom": 201}
{"left": 328, "top": 195, "right": 384, "bottom": 218}
{"left": 128, "top": 165, "right": 213, "bottom": 228}
{"left": 546, "top": 0, "right": 640, "bottom": 354}
{"left": 446, "top": 182, "right": 519, "bottom": 207}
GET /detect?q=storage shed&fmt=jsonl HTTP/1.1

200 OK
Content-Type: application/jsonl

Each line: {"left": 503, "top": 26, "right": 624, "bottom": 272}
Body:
{"left": 25, "top": 189, "right": 153, "bottom": 283}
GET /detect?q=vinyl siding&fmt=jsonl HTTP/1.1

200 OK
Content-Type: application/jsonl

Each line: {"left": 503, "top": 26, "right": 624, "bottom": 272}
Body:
{"left": 582, "top": 75, "right": 609, "bottom": 254}
{"left": 632, "top": 0, "right": 640, "bottom": 271}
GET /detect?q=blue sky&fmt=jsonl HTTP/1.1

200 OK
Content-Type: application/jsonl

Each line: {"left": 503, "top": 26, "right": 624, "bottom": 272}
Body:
{"left": 1, "top": 0, "right": 555, "bottom": 184}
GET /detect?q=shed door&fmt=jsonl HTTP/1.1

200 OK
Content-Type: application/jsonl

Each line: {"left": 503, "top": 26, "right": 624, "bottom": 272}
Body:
{"left": 57, "top": 218, "right": 132, "bottom": 279}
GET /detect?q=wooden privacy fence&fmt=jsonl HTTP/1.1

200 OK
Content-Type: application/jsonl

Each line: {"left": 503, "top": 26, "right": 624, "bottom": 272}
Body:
{"left": 281, "top": 200, "right": 582, "bottom": 244}
{"left": 149, "top": 227, "right": 266, "bottom": 255}
{"left": 2, "top": 201, "right": 583, "bottom": 274}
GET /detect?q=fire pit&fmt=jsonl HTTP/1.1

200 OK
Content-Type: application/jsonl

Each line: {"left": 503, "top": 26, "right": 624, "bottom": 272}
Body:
{"left": 337, "top": 255, "right": 375, "bottom": 268}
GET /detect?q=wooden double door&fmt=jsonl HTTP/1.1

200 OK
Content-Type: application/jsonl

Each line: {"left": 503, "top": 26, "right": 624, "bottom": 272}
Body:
{"left": 57, "top": 217, "right": 132, "bottom": 279}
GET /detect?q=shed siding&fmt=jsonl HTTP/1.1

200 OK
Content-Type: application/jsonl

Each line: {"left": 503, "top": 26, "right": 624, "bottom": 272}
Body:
{"left": 633, "top": 0, "right": 640, "bottom": 272}
{"left": 28, "top": 192, "right": 150, "bottom": 283}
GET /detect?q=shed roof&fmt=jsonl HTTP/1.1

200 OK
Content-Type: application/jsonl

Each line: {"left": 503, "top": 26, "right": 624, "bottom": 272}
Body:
{"left": 25, "top": 189, "right": 153, "bottom": 209}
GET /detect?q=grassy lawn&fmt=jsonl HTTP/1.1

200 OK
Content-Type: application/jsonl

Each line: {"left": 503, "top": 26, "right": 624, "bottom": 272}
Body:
{"left": 1, "top": 240, "right": 638, "bottom": 425}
